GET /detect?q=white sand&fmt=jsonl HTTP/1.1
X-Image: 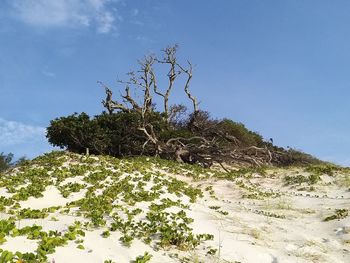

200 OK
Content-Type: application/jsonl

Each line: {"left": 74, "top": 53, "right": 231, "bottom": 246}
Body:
{"left": 0, "top": 158, "right": 349, "bottom": 263}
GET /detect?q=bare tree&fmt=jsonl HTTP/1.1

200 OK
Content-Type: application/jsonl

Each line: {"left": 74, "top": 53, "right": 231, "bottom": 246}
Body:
{"left": 100, "top": 45, "right": 200, "bottom": 155}
{"left": 100, "top": 45, "right": 292, "bottom": 168}
{"left": 102, "top": 45, "right": 198, "bottom": 118}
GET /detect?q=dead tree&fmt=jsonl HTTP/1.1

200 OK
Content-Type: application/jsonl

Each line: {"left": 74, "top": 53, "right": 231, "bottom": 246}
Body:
{"left": 100, "top": 46, "right": 198, "bottom": 153}
{"left": 100, "top": 45, "right": 288, "bottom": 168}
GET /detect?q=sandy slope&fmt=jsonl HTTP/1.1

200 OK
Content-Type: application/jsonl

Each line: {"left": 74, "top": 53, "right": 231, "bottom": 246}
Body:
{"left": 0, "top": 153, "right": 349, "bottom": 263}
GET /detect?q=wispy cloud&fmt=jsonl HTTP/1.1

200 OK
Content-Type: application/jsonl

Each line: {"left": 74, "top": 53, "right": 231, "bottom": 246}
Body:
{"left": 136, "top": 35, "right": 155, "bottom": 43}
{"left": 42, "top": 70, "right": 56, "bottom": 78}
{"left": 131, "top": 8, "right": 139, "bottom": 17}
{"left": 0, "top": 118, "right": 45, "bottom": 146}
{"left": 9, "top": 0, "right": 120, "bottom": 33}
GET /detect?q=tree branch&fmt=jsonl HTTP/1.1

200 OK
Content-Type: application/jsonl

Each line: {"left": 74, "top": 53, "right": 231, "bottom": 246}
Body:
{"left": 177, "top": 61, "right": 198, "bottom": 113}
{"left": 99, "top": 81, "right": 130, "bottom": 113}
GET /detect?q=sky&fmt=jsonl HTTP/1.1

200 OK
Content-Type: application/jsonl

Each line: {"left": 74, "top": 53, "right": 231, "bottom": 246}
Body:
{"left": 0, "top": 0, "right": 349, "bottom": 166}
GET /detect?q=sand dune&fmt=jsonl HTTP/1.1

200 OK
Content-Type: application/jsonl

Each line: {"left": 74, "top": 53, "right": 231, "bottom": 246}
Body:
{"left": 0, "top": 152, "right": 348, "bottom": 263}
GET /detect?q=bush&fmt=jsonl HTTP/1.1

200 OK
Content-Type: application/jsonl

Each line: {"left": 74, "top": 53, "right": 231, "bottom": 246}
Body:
{"left": 47, "top": 111, "right": 169, "bottom": 156}
{"left": 0, "top": 153, "right": 28, "bottom": 172}
{"left": 216, "top": 119, "right": 264, "bottom": 147}
{"left": 0, "top": 153, "right": 13, "bottom": 172}
{"left": 94, "top": 111, "right": 168, "bottom": 156}
{"left": 46, "top": 110, "right": 321, "bottom": 167}
{"left": 47, "top": 110, "right": 267, "bottom": 157}
{"left": 282, "top": 149, "right": 322, "bottom": 166}
{"left": 46, "top": 112, "right": 95, "bottom": 153}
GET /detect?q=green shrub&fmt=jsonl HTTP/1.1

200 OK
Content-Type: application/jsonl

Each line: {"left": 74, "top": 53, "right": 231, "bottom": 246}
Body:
{"left": 47, "top": 111, "right": 168, "bottom": 157}
{"left": 46, "top": 109, "right": 322, "bottom": 167}
{"left": 305, "top": 165, "right": 338, "bottom": 176}
{"left": 46, "top": 112, "right": 96, "bottom": 153}
{"left": 284, "top": 173, "right": 321, "bottom": 185}
{"left": 283, "top": 149, "right": 322, "bottom": 166}
{"left": 216, "top": 119, "right": 264, "bottom": 147}
{"left": 133, "top": 252, "right": 152, "bottom": 263}
{"left": 47, "top": 111, "right": 267, "bottom": 160}
{"left": 0, "top": 153, "right": 13, "bottom": 172}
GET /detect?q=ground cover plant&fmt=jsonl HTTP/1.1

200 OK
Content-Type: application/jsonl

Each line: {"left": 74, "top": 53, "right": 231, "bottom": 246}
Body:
{"left": 0, "top": 151, "right": 219, "bottom": 262}
{"left": 323, "top": 209, "right": 349, "bottom": 222}
{"left": 0, "top": 151, "right": 348, "bottom": 262}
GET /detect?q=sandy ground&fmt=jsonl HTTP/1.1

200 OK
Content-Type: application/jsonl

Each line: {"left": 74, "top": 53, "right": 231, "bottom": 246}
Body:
{"left": 0, "top": 155, "right": 349, "bottom": 263}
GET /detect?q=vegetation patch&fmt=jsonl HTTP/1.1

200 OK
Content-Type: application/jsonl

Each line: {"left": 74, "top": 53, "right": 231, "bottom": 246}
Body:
{"left": 0, "top": 152, "right": 219, "bottom": 262}
{"left": 284, "top": 173, "right": 321, "bottom": 185}
{"left": 323, "top": 209, "right": 348, "bottom": 222}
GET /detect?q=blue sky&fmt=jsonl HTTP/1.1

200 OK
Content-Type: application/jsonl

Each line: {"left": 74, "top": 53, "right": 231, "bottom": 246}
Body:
{"left": 0, "top": 0, "right": 349, "bottom": 165}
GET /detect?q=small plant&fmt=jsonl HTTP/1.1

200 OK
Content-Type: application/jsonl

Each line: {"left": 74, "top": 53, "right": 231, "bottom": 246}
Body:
{"left": 217, "top": 210, "right": 229, "bottom": 216}
{"left": 284, "top": 173, "right": 320, "bottom": 185}
{"left": 323, "top": 209, "right": 348, "bottom": 222}
{"left": 206, "top": 248, "right": 217, "bottom": 255}
{"left": 58, "top": 182, "right": 86, "bottom": 198}
{"left": 120, "top": 234, "right": 133, "bottom": 247}
{"left": 337, "top": 175, "right": 350, "bottom": 188}
{"left": 250, "top": 228, "right": 261, "bottom": 239}
{"left": 308, "top": 173, "right": 320, "bottom": 185}
{"left": 77, "top": 244, "right": 85, "bottom": 250}
{"left": 102, "top": 230, "right": 110, "bottom": 238}
{"left": 0, "top": 250, "right": 14, "bottom": 262}
{"left": 305, "top": 165, "right": 337, "bottom": 176}
{"left": 133, "top": 252, "right": 152, "bottom": 263}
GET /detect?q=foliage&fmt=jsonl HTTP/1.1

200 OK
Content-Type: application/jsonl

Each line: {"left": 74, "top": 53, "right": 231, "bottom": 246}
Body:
{"left": 47, "top": 111, "right": 167, "bottom": 156}
{"left": 0, "top": 151, "right": 338, "bottom": 261}
{"left": 45, "top": 109, "right": 287, "bottom": 167}
{"left": 0, "top": 153, "right": 29, "bottom": 173}
{"left": 216, "top": 119, "right": 264, "bottom": 147}
{"left": 133, "top": 252, "right": 152, "bottom": 263}
{"left": 284, "top": 173, "right": 321, "bottom": 185}
{"left": 45, "top": 45, "right": 324, "bottom": 167}
{"left": 323, "top": 209, "right": 348, "bottom": 222}
{"left": 305, "top": 164, "right": 339, "bottom": 176}
{"left": 46, "top": 112, "right": 99, "bottom": 153}
{"left": 0, "top": 153, "right": 13, "bottom": 173}
{"left": 0, "top": 218, "right": 85, "bottom": 262}
{"left": 283, "top": 149, "right": 322, "bottom": 166}
{"left": 0, "top": 152, "right": 212, "bottom": 256}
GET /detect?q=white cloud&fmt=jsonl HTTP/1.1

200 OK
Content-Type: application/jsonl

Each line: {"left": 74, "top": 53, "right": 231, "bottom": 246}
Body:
{"left": 0, "top": 118, "right": 46, "bottom": 146}
{"left": 9, "top": 0, "right": 119, "bottom": 33}
{"left": 96, "top": 10, "right": 115, "bottom": 33}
